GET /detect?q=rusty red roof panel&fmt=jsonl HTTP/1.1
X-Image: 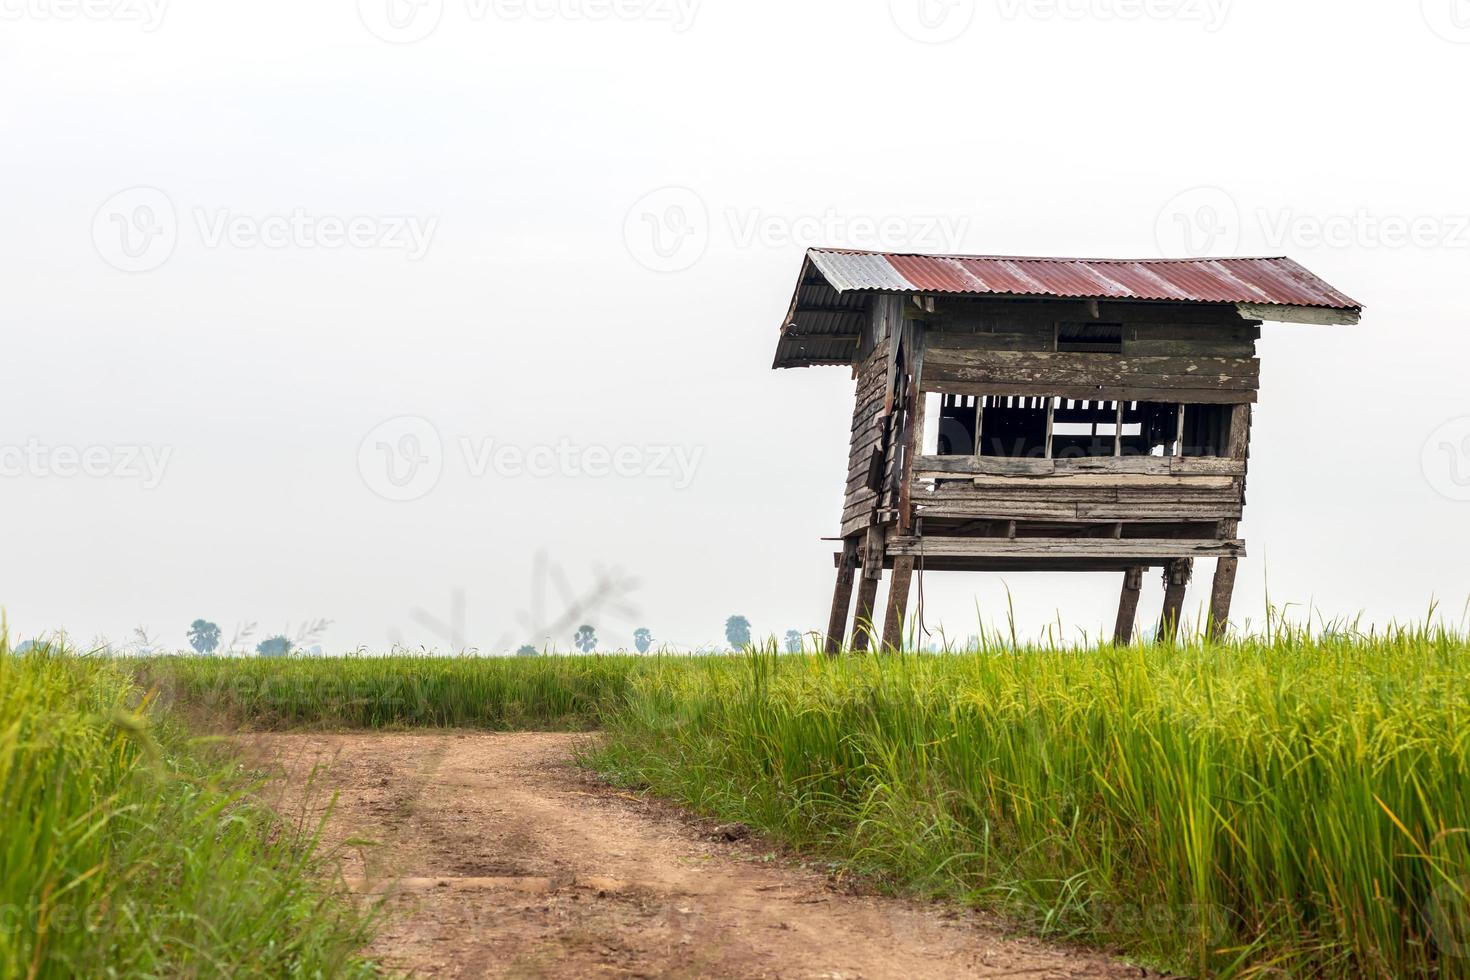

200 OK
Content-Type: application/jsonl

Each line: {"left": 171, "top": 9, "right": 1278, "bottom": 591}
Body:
{"left": 807, "top": 249, "right": 1362, "bottom": 310}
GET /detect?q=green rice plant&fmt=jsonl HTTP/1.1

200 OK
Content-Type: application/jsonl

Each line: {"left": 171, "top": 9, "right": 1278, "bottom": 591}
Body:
{"left": 0, "top": 637, "right": 376, "bottom": 979}
{"left": 585, "top": 627, "right": 1470, "bottom": 978}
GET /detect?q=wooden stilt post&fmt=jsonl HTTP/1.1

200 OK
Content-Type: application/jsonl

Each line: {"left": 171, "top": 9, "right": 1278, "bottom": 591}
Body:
{"left": 1157, "top": 558, "right": 1194, "bottom": 642}
{"left": 881, "top": 557, "right": 915, "bottom": 651}
{"left": 850, "top": 528, "right": 885, "bottom": 652}
{"left": 1207, "top": 557, "right": 1239, "bottom": 643}
{"left": 1113, "top": 566, "right": 1144, "bottom": 645}
{"left": 825, "top": 537, "right": 860, "bottom": 655}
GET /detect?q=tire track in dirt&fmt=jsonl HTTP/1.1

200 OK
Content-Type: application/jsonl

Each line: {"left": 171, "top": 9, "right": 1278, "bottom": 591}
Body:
{"left": 248, "top": 732, "right": 1160, "bottom": 979}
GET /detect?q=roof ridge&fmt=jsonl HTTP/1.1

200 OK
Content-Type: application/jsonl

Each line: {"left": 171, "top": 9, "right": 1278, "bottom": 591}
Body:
{"left": 808, "top": 247, "right": 1292, "bottom": 264}
{"left": 802, "top": 248, "right": 1361, "bottom": 310}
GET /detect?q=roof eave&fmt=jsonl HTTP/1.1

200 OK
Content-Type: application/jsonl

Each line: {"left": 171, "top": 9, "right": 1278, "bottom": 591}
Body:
{"left": 1236, "top": 302, "right": 1361, "bottom": 326}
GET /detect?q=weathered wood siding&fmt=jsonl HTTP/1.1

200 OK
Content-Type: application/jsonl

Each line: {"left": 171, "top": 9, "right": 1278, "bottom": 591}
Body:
{"left": 838, "top": 295, "right": 907, "bottom": 539}
{"left": 897, "top": 298, "right": 1256, "bottom": 535}
{"left": 841, "top": 338, "right": 890, "bottom": 537}
{"left": 919, "top": 298, "right": 1260, "bottom": 404}
{"left": 910, "top": 456, "right": 1244, "bottom": 524}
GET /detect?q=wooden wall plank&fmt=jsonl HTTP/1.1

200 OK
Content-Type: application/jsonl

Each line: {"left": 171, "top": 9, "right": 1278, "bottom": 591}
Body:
{"left": 923, "top": 349, "right": 1260, "bottom": 392}
{"left": 912, "top": 456, "right": 1247, "bottom": 478}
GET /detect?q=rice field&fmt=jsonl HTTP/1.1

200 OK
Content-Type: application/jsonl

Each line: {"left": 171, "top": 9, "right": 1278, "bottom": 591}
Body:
{"left": 140, "top": 650, "right": 651, "bottom": 730}
{"left": 590, "top": 631, "right": 1470, "bottom": 977}
{"left": 12, "top": 624, "right": 1470, "bottom": 978}
{"left": 0, "top": 641, "right": 376, "bottom": 978}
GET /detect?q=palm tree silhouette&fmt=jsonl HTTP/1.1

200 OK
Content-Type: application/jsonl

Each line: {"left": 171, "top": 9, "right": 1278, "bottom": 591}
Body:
{"left": 633, "top": 628, "right": 653, "bottom": 654}
{"left": 725, "top": 615, "right": 751, "bottom": 650}
{"left": 187, "top": 619, "right": 221, "bottom": 654}
{"left": 574, "top": 625, "right": 597, "bottom": 653}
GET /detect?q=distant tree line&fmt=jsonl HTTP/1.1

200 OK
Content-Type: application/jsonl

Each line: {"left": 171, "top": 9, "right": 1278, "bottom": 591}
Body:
{"left": 177, "top": 616, "right": 812, "bottom": 658}
{"left": 185, "top": 619, "right": 327, "bottom": 657}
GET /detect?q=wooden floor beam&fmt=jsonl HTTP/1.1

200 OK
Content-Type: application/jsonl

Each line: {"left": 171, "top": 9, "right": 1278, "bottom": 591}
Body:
{"left": 1113, "top": 566, "right": 1145, "bottom": 645}
{"left": 824, "top": 537, "right": 860, "bottom": 656}
{"left": 881, "top": 557, "right": 915, "bottom": 651}
{"left": 886, "top": 536, "right": 1244, "bottom": 560}
{"left": 1208, "top": 557, "right": 1239, "bottom": 642}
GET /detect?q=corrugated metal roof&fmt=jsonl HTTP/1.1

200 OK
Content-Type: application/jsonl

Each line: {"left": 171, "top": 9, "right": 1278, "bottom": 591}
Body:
{"left": 807, "top": 249, "right": 1362, "bottom": 310}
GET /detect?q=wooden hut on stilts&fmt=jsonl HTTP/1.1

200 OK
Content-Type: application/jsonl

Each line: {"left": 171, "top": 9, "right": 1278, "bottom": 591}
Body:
{"left": 771, "top": 249, "right": 1361, "bottom": 651}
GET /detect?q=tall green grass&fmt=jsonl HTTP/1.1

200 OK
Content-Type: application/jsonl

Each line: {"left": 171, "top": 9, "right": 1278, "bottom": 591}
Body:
{"left": 589, "top": 631, "right": 1470, "bottom": 977}
{"left": 1, "top": 641, "right": 376, "bottom": 979}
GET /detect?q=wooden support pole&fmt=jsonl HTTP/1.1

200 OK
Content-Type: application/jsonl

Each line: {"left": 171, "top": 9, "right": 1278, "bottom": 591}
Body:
{"left": 1207, "top": 557, "right": 1239, "bottom": 643}
{"left": 881, "top": 557, "right": 915, "bottom": 651}
{"left": 1113, "top": 566, "right": 1145, "bottom": 645}
{"left": 1157, "top": 558, "right": 1194, "bottom": 642}
{"left": 851, "top": 574, "right": 882, "bottom": 651}
{"left": 851, "top": 528, "right": 885, "bottom": 652}
{"left": 825, "top": 537, "right": 860, "bottom": 655}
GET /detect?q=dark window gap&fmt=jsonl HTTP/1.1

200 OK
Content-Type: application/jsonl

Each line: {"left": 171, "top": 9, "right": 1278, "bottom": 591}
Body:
{"left": 1056, "top": 322, "right": 1123, "bottom": 353}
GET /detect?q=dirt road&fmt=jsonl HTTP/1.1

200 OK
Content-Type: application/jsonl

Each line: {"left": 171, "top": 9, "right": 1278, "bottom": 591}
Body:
{"left": 250, "top": 732, "right": 1151, "bottom": 979}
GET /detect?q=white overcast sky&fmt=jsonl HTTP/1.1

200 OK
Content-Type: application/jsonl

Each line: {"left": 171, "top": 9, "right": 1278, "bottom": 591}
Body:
{"left": 3, "top": 0, "right": 1468, "bottom": 652}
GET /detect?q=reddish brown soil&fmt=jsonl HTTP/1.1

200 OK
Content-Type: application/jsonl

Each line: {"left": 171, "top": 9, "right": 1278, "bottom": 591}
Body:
{"left": 248, "top": 732, "right": 1156, "bottom": 979}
